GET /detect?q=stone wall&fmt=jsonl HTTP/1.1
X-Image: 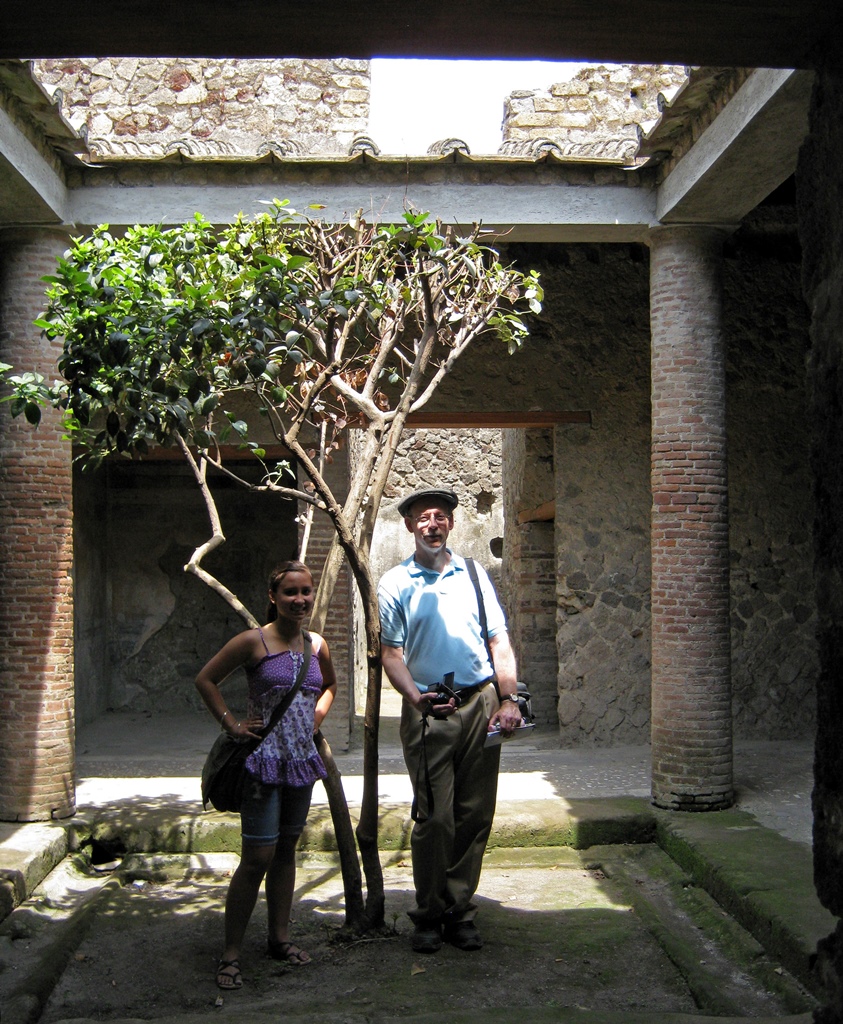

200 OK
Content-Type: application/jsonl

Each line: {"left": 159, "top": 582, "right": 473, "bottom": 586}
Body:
{"left": 73, "top": 449, "right": 352, "bottom": 753}
{"left": 76, "top": 459, "right": 298, "bottom": 713}
{"left": 32, "top": 58, "right": 370, "bottom": 158}
{"left": 724, "top": 204, "right": 817, "bottom": 739}
{"left": 500, "top": 64, "right": 688, "bottom": 161}
{"left": 502, "top": 428, "right": 558, "bottom": 727}
{"left": 425, "top": 234, "right": 816, "bottom": 746}
{"left": 373, "top": 428, "right": 505, "bottom": 586}
{"left": 536, "top": 245, "right": 653, "bottom": 746}
{"left": 393, "top": 242, "right": 654, "bottom": 744}
{"left": 797, "top": 65, "right": 843, "bottom": 1021}
{"left": 33, "top": 59, "right": 688, "bottom": 164}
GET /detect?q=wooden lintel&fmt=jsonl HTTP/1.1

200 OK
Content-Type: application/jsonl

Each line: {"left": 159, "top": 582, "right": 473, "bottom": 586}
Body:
{"left": 517, "top": 500, "right": 556, "bottom": 524}
{"left": 73, "top": 411, "right": 590, "bottom": 464}
{"left": 74, "top": 444, "right": 293, "bottom": 463}
{"left": 404, "top": 411, "right": 591, "bottom": 428}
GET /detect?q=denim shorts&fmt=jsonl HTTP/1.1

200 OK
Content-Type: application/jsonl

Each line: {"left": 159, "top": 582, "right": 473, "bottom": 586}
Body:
{"left": 240, "top": 775, "right": 315, "bottom": 846}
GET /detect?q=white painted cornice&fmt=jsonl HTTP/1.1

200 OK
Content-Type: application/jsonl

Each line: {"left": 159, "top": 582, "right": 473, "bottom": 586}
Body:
{"left": 66, "top": 180, "right": 657, "bottom": 243}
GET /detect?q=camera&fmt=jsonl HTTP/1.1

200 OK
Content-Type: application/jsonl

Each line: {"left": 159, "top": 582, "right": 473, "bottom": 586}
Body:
{"left": 428, "top": 690, "right": 456, "bottom": 707}
{"left": 427, "top": 673, "right": 458, "bottom": 709}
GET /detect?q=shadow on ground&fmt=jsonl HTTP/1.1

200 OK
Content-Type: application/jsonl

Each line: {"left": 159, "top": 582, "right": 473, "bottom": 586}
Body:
{"left": 1, "top": 843, "right": 818, "bottom": 1024}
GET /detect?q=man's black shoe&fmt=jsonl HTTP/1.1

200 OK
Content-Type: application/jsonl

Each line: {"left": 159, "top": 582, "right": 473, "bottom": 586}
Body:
{"left": 411, "top": 924, "right": 442, "bottom": 953}
{"left": 443, "top": 920, "right": 483, "bottom": 950}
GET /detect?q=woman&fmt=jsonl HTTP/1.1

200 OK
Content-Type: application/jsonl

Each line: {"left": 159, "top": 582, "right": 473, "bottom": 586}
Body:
{"left": 195, "top": 561, "right": 336, "bottom": 991}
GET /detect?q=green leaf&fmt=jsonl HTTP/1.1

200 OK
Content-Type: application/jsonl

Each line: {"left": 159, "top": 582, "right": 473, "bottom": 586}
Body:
{"left": 191, "top": 318, "right": 212, "bottom": 337}
{"left": 13, "top": 203, "right": 538, "bottom": 473}
{"left": 24, "top": 402, "right": 42, "bottom": 425}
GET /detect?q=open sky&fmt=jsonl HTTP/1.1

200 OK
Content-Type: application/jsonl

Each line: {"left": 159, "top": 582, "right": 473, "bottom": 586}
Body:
{"left": 369, "top": 58, "right": 589, "bottom": 156}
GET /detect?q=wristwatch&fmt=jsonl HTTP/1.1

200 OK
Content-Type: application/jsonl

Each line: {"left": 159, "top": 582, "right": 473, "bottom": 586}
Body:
{"left": 500, "top": 693, "right": 520, "bottom": 704}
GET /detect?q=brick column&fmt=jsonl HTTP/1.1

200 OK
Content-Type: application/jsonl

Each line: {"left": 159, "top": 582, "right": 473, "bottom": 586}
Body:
{"left": 0, "top": 228, "right": 75, "bottom": 821}
{"left": 649, "top": 225, "right": 733, "bottom": 811}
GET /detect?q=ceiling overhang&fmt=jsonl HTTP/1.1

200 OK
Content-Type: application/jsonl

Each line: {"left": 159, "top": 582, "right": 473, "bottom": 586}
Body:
{"left": 2, "top": 1, "right": 839, "bottom": 69}
{"left": 657, "top": 68, "right": 813, "bottom": 225}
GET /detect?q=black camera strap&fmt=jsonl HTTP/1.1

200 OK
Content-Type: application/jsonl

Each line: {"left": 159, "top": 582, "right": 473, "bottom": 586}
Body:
{"left": 411, "top": 712, "right": 435, "bottom": 823}
{"left": 465, "top": 557, "right": 496, "bottom": 683}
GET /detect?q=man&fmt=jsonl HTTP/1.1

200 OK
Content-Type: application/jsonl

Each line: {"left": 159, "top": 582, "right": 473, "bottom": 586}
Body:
{"left": 377, "top": 487, "right": 522, "bottom": 953}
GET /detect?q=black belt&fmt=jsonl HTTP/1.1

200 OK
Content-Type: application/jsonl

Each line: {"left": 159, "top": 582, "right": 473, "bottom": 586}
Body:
{"left": 451, "top": 678, "right": 494, "bottom": 706}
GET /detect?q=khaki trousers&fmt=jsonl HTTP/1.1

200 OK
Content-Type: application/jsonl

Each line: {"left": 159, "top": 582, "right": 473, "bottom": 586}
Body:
{"left": 400, "top": 684, "right": 501, "bottom": 925}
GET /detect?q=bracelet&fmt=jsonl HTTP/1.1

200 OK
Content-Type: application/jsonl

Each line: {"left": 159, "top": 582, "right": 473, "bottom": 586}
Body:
{"left": 220, "top": 710, "right": 231, "bottom": 729}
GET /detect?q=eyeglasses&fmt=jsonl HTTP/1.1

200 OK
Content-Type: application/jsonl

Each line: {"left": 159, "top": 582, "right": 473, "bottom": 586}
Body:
{"left": 412, "top": 513, "right": 451, "bottom": 527}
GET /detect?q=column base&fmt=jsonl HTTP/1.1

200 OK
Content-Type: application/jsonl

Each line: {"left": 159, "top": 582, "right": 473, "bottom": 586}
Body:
{"left": 652, "top": 788, "right": 734, "bottom": 812}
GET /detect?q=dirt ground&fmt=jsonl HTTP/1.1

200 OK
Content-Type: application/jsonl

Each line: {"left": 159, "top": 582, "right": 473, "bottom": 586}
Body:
{"left": 0, "top": 844, "right": 815, "bottom": 1024}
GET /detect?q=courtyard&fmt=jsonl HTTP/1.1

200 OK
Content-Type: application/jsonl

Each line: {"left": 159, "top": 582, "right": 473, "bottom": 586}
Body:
{"left": 0, "top": 716, "right": 826, "bottom": 1022}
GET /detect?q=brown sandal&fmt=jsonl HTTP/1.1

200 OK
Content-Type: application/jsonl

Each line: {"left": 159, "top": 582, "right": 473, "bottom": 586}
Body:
{"left": 216, "top": 958, "right": 242, "bottom": 989}
{"left": 267, "top": 939, "right": 312, "bottom": 965}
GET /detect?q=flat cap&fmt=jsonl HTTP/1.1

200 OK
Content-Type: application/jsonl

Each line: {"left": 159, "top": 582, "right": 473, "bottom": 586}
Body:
{"left": 397, "top": 488, "right": 459, "bottom": 518}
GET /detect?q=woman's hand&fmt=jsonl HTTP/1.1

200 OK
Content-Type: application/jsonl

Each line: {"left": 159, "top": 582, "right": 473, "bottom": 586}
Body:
{"left": 223, "top": 714, "right": 264, "bottom": 741}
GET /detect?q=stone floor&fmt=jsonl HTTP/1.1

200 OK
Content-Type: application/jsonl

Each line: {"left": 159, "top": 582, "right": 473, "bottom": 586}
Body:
{"left": 0, "top": 712, "right": 824, "bottom": 1024}
{"left": 74, "top": 711, "right": 814, "bottom": 847}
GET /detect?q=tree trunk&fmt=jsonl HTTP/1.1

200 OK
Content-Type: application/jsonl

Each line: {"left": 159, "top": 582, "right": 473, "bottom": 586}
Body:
{"left": 315, "top": 731, "right": 370, "bottom": 932}
{"left": 355, "top": 621, "right": 385, "bottom": 925}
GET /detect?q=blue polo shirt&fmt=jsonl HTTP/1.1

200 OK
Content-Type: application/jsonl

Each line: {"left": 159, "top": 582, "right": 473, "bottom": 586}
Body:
{"left": 377, "top": 551, "right": 507, "bottom": 691}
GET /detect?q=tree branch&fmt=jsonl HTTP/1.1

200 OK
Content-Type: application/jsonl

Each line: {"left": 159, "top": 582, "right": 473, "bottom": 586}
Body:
{"left": 175, "top": 434, "right": 259, "bottom": 628}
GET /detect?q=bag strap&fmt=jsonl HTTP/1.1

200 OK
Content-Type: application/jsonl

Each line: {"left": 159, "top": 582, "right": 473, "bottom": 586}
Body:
{"left": 467, "top": 558, "right": 513, "bottom": 705}
{"left": 465, "top": 557, "right": 494, "bottom": 669}
{"left": 254, "top": 630, "right": 313, "bottom": 747}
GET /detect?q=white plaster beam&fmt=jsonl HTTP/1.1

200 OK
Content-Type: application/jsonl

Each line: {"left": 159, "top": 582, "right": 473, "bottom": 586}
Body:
{"left": 0, "top": 106, "right": 69, "bottom": 226}
{"left": 67, "top": 181, "right": 657, "bottom": 243}
{"left": 656, "top": 68, "right": 814, "bottom": 225}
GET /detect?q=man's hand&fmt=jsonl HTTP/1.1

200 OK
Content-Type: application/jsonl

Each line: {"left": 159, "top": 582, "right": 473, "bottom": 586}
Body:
{"left": 381, "top": 644, "right": 458, "bottom": 717}
{"left": 487, "top": 632, "right": 521, "bottom": 735}
{"left": 488, "top": 696, "right": 523, "bottom": 736}
{"left": 418, "top": 691, "right": 457, "bottom": 718}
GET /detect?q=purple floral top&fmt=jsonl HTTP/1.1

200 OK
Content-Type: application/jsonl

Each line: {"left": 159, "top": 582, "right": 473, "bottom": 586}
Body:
{"left": 243, "top": 630, "right": 327, "bottom": 788}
